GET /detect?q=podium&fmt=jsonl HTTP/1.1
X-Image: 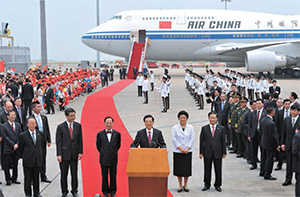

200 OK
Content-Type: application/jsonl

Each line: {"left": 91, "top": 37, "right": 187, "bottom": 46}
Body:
{"left": 126, "top": 148, "right": 170, "bottom": 196}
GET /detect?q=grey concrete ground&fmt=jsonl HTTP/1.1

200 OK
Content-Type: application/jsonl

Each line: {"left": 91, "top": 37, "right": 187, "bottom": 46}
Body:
{"left": 0, "top": 67, "right": 299, "bottom": 197}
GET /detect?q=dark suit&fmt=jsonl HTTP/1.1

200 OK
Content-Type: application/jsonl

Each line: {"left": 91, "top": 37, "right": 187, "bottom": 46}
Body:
{"left": 13, "top": 106, "right": 26, "bottom": 131}
{"left": 130, "top": 128, "right": 166, "bottom": 148}
{"left": 28, "top": 113, "right": 51, "bottom": 180}
{"left": 217, "top": 100, "right": 230, "bottom": 145}
{"left": 96, "top": 129, "right": 121, "bottom": 196}
{"left": 260, "top": 116, "right": 279, "bottom": 178}
{"left": 56, "top": 121, "right": 83, "bottom": 195}
{"left": 43, "top": 87, "right": 54, "bottom": 114}
{"left": 211, "top": 95, "right": 221, "bottom": 112}
{"left": 7, "top": 83, "right": 19, "bottom": 98}
{"left": 199, "top": 124, "right": 226, "bottom": 187}
{"left": 1, "top": 121, "right": 21, "bottom": 182}
{"left": 21, "top": 83, "right": 34, "bottom": 116}
{"left": 243, "top": 110, "right": 252, "bottom": 160}
{"left": 18, "top": 130, "right": 43, "bottom": 197}
{"left": 292, "top": 130, "right": 300, "bottom": 197}
{"left": 249, "top": 109, "right": 267, "bottom": 167}
{"left": 274, "top": 108, "right": 286, "bottom": 167}
{"left": 0, "top": 111, "right": 8, "bottom": 124}
{"left": 282, "top": 116, "right": 300, "bottom": 182}
{"left": 269, "top": 86, "right": 281, "bottom": 96}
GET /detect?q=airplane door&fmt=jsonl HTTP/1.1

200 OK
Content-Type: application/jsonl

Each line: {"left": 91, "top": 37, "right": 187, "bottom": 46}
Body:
{"left": 177, "top": 11, "right": 186, "bottom": 25}
{"left": 139, "top": 30, "right": 146, "bottom": 43}
{"left": 130, "top": 30, "right": 139, "bottom": 43}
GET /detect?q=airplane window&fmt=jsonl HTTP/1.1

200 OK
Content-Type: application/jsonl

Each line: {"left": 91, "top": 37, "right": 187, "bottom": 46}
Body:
{"left": 205, "top": 17, "right": 207, "bottom": 19}
{"left": 201, "top": 17, "right": 203, "bottom": 19}
{"left": 156, "top": 17, "right": 158, "bottom": 20}
{"left": 251, "top": 34, "right": 254, "bottom": 37}
{"left": 265, "top": 34, "right": 268, "bottom": 37}
{"left": 163, "top": 35, "right": 165, "bottom": 38}
{"left": 149, "top": 18, "right": 151, "bottom": 20}
{"left": 142, "top": 17, "right": 144, "bottom": 20}
{"left": 163, "top": 17, "right": 165, "bottom": 20}
{"left": 174, "top": 17, "right": 176, "bottom": 20}
{"left": 160, "top": 17, "right": 162, "bottom": 20}
{"left": 258, "top": 34, "right": 261, "bottom": 37}
{"left": 208, "top": 17, "right": 210, "bottom": 19}
{"left": 212, "top": 17, "right": 214, "bottom": 19}
{"left": 146, "top": 17, "right": 148, "bottom": 20}
{"left": 233, "top": 35, "right": 236, "bottom": 38}
{"left": 166, "top": 17, "right": 169, "bottom": 20}
{"left": 187, "top": 17, "right": 189, "bottom": 19}
{"left": 180, "top": 35, "right": 183, "bottom": 38}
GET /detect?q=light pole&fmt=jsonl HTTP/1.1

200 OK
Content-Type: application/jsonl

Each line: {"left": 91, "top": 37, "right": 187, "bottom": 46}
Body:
{"left": 96, "top": 0, "right": 100, "bottom": 67}
{"left": 40, "top": 0, "right": 48, "bottom": 67}
{"left": 221, "top": 0, "right": 231, "bottom": 10}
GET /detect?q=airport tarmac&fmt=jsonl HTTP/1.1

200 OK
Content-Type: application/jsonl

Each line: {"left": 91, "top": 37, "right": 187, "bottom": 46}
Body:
{"left": 1, "top": 67, "right": 299, "bottom": 197}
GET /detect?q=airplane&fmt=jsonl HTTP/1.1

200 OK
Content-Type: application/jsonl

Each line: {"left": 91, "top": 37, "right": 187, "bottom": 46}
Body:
{"left": 81, "top": 9, "right": 300, "bottom": 77}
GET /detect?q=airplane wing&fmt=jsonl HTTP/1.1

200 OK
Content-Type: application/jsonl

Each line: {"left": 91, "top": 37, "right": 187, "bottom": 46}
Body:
{"left": 215, "top": 39, "right": 300, "bottom": 56}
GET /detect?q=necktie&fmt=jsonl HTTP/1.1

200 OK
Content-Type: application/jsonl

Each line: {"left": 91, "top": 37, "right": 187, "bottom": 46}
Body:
{"left": 257, "top": 111, "right": 260, "bottom": 120}
{"left": 17, "top": 107, "right": 22, "bottom": 124}
{"left": 222, "top": 101, "right": 224, "bottom": 111}
{"left": 32, "top": 132, "right": 36, "bottom": 145}
{"left": 36, "top": 115, "right": 43, "bottom": 132}
{"left": 11, "top": 123, "right": 15, "bottom": 133}
{"left": 106, "top": 130, "right": 112, "bottom": 134}
{"left": 292, "top": 118, "right": 295, "bottom": 127}
{"left": 212, "top": 125, "right": 215, "bottom": 137}
{"left": 69, "top": 123, "right": 73, "bottom": 140}
{"left": 148, "top": 131, "right": 151, "bottom": 144}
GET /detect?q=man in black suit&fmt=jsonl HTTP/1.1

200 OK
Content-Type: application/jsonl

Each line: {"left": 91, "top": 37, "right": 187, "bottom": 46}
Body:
{"left": 274, "top": 99, "right": 291, "bottom": 171}
{"left": 210, "top": 89, "right": 221, "bottom": 112}
{"left": 29, "top": 101, "right": 52, "bottom": 183}
{"left": 248, "top": 99, "right": 267, "bottom": 170}
{"left": 209, "top": 81, "right": 221, "bottom": 99}
{"left": 43, "top": 83, "right": 55, "bottom": 114}
{"left": 281, "top": 104, "right": 300, "bottom": 186}
{"left": 131, "top": 114, "right": 166, "bottom": 148}
{"left": 0, "top": 100, "right": 13, "bottom": 124}
{"left": 260, "top": 106, "right": 280, "bottom": 180}
{"left": 56, "top": 108, "right": 83, "bottom": 197}
{"left": 1, "top": 110, "right": 22, "bottom": 186}
{"left": 269, "top": 79, "right": 281, "bottom": 96}
{"left": 199, "top": 111, "right": 226, "bottom": 192}
{"left": 96, "top": 116, "right": 121, "bottom": 197}
{"left": 244, "top": 100, "right": 256, "bottom": 164}
{"left": 21, "top": 78, "right": 34, "bottom": 116}
{"left": 217, "top": 93, "right": 230, "bottom": 146}
{"left": 292, "top": 128, "right": 300, "bottom": 197}
{"left": 6, "top": 79, "right": 18, "bottom": 98}
{"left": 13, "top": 97, "right": 26, "bottom": 131}
{"left": 18, "top": 117, "right": 43, "bottom": 197}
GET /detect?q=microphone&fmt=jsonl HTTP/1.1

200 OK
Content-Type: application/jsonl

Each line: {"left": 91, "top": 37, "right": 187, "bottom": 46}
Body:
{"left": 156, "top": 140, "right": 162, "bottom": 148}
{"left": 149, "top": 141, "right": 157, "bottom": 148}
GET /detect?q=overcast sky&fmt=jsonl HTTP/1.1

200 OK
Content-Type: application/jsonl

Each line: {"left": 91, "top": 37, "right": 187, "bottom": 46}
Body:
{"left": 1, "top": 0, "right": 300, "bottom": 61}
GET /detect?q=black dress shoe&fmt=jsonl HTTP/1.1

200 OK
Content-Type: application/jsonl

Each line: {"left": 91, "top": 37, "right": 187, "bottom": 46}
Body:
{"left": 230, "top": 150, "right": 237, "bottom": 154}
{"left": 202, "top": 186, "right": 210, "bottom": 191}
{"left": 6, "top": 181, "right": 11, "bottom": 186}
{"left": 247, "top": 160, "right": 252, "bottom": 165}
{"left": 228, "top": 147, "right": 234, "bottom": 150}
{"left": 73, "top": 194, "right": 79, "bottom": 197}
{"left": 282, "top": 181, "right": 292, "bottom": 186}
{"left": 0, "top": 181, "right": 2, "bottom": 184}
{"left": 250, "top": 165, "right": 257, "bottom": 170}
{"left": 41, "top": 178, "right": 52, "bottom": 183}
{"left": 12, "top": 180, "right": 21, "bottom": 184}
{"left": 215, "top": 186, "right": 222, "bottom": 192}
{"left": 236, "top": 154, "right": 244, "bottom": 158}
{"left": 177, "top": 187, "right": 183, "bottom": 193}
{"left": 259, "top": 172, "right": 264, "bottom": 177}
{"left": 183, "top": 187, "right": 189, "bottom": 192}
{"left": 274, "top": 166, "right": 282, "bottom": 171}
{"left": 61, "top": 194, "right": 67, "bottom": 197}
{"left": 264, "top": 176, "right": 277, "bottom": 180}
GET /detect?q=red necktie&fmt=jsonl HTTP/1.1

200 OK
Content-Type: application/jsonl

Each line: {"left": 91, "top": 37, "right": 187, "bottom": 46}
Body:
{"left": 69, "top": 123, "right": 73, "bottom": 140}
{"left": 212, "top": 125, "right": 215, "bottom": 137}
{"left": 11, "top": 123, "right": 15, "bottom": 133}
{"left": 148, "top": 131, "right": 151, "bottom": 143}
{"left": 257, "top": 111, "right": 260, "bottom": 120}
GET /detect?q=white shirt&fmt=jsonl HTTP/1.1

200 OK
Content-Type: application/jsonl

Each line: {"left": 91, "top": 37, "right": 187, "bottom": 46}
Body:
{"left": 105, "top": 129, "right": 113, "bottom": 142}
{"left": 149, "top": 74, "right": 154, "bottom": 83}
{"left": 254, "top": 80, "right": 261, "bottom": 92}
{"left": 160, "top": 82, "right": 168, "bottom": 98}
{"left": 292, "top": 115, "right": 299, "bottom": 127}
{"left": 210, "top": 123, "right": 218, "bottom": 135}
{"left": 142, "top": 79, "right": 149, "bottom": 91}
{"left": 284, "top": 108, "right": 291, "bottom": 118}
{"left": 171, "top": 123, "right": 194, "bottom": 153}
{"left": 136, "top": 76, "right": 144, "bottom": 86}
{"left": 257, "top": 109, "right": 263, "bottom": 129}
{"left": 145, "top": 128, "right": 153, "bottom": 140}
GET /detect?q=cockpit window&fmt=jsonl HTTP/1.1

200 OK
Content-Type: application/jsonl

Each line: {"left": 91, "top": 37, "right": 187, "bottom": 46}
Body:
{"left": 111, "top": 15, "right": 122, "bottom": 20}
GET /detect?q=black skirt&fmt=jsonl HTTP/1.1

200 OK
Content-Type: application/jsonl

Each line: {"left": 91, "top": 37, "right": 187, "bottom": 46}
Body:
{"left": 173, "top": 152, "right": 192, "bottom": 177}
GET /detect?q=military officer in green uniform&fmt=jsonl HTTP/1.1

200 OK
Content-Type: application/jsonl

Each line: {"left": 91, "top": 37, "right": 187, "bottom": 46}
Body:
{"left": 228, "top": 92, "right": 241, "bottom": 153}
{"left": 235, "top": 96, "right": 250, "bottom": 158}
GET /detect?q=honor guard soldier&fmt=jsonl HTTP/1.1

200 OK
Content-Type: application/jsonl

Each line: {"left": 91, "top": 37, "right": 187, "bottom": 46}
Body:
{"left": 235, "top": 96, "right": 250, "bottom": 158}
{"left": 185, "top": 69, "right": 191, "bottom": 89}
{"left": 240, "top": 74, "right": 246, "bottom": 97}
{"left": 224, "top": 69, "right": 230, "bottom": 77}
{"left": 197, "top": 75, "right": 205, "bottom": 110}
{"left": 160, "top": 75, "right": 168, "bottom": 113}
{"left": 248, "top": 73, "right": 255, "bottom": 100}
{"left": 228, "top": 92, "right": 241, "bottom": 153}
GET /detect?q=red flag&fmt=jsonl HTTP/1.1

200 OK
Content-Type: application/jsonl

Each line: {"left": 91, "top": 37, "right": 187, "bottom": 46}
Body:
{"left": 159, "top": 21, "right": 172, "bottom": 29}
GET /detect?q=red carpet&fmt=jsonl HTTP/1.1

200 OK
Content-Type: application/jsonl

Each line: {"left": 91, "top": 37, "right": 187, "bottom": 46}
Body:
{"left": 80, "top": 79, "right": 173, "bottom": 197}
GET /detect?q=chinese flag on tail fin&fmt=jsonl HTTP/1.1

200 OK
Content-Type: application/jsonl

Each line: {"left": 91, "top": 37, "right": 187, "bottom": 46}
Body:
{"left": 159, "top": 21, "right": 172, "bottom": 29}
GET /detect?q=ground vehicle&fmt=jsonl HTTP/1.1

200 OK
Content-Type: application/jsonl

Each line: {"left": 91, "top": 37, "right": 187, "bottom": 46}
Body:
{"left": 171, "top": 63, "right": 179, "bottom": 68}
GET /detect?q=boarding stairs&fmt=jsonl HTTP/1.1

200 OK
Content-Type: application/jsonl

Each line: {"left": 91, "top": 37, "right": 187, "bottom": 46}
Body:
{"left": 127, "top": 37, "right": 149, "bottom": 79}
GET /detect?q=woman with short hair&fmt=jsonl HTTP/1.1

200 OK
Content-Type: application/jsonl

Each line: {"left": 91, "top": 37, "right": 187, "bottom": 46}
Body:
{"left": 172, "top": 110, "right": 194, "bottom": 193}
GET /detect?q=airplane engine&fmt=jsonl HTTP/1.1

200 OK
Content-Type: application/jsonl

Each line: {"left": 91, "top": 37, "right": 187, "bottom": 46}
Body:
{"left": 245, "top": 50, "right": 287, "bottom": 72}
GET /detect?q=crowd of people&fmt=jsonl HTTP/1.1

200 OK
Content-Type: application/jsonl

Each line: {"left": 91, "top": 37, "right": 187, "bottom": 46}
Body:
{"left": 185, "top": 68, "right": 300, "bottom": 196}
{"left": 0, "top": 66, "right": 101, "bottom": 196}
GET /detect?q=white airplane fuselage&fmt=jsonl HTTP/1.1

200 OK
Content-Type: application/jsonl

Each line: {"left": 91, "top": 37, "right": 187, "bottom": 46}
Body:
{"left": 82, "top": 9, "right": 300, "bottom": 70}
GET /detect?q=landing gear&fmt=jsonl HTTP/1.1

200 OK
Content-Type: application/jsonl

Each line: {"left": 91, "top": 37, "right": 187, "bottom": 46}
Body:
{"left": 284, "top": 68, "right": 292, "bottom": 75}
{"left": 291, "top": 69, "right": 300, "bottom": 78}
{"left": 274, "top": 68, "right": 283, "bottom": 75}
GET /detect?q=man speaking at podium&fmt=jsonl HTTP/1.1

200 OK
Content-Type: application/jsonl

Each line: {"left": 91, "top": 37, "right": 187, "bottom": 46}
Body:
{"left": 131, "top": 115, "right": 166, "bottom": 148}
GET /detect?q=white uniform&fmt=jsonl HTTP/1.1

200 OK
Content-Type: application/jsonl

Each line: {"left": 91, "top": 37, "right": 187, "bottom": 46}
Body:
{"left": 136, "top": 76, "right": 144, "bottom": 86}
{"left": 149, "top": 74, "right": 154, "bottom": 83}
{"left": 197, "top": 81, "right": 205, "bottom": 95}
{"left": 142, "top": 79, "right": 149, "bottom": 92}
{"left": 260, "top": 79, "right": 267, "bottom": 93}
{"left": 254, "top": 80, "right": 261, "bottom": 93}
{"left": 160, "top": 82, "right": 168, "bottom": 98}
